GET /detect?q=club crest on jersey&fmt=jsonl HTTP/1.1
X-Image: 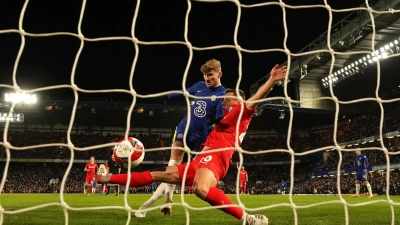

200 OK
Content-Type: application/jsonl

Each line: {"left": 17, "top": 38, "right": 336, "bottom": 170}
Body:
{"left": 178, "top": 134, "right": 183, "bottom": 138}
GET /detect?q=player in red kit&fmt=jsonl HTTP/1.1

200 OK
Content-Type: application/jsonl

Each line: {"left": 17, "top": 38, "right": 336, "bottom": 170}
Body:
{"left": 97, "top": 64, "right": 287, "bottom": 225}
{"left": 187, "top": 185, "right": 193, "bottom": 194}
{"left": 84, "top": 156, "right": 98, "bottom": 195}
{"left": 237, "top": 162, "right": 248, "bottom": 195}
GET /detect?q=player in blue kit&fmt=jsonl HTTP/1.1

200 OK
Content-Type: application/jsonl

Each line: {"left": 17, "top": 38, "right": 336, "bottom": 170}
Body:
{"left": 279, "top": 180, "right": 287, "bottom": 195}
{"left": 135, "top": 59, "right": 226, "bottom": 218}
{"left": 352, "top": 149, "right": 373, "bottom": 198}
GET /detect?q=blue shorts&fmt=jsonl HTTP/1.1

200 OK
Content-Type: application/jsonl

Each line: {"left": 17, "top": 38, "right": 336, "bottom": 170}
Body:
{"left": 356, "top": 171, "right": 368, "bottom": 181}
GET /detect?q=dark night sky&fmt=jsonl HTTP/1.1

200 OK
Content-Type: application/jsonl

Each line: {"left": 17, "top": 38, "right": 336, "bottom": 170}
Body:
{"left": 0, "top": 0, "right": 367, "bottom": 102}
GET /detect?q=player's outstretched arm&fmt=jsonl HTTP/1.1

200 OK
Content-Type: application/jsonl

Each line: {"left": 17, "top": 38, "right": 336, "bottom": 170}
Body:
{"left": 246, "top": 64, "right": 286, "bottom": 111}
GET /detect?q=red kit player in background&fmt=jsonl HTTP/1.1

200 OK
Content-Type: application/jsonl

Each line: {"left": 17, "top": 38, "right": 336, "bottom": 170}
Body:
{"left": 237, "top": 162, "right": 248, "bottom": 195}
{"left": 84, "top": 156, "right": 98, "bottom": 195}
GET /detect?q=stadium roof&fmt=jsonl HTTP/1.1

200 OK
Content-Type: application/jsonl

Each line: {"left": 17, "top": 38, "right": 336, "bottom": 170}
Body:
{"left": 251, "top": 0, "right": 400, "bottom": 114}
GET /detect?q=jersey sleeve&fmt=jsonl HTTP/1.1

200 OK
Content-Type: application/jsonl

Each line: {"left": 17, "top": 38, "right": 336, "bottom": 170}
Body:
{"left": 363, "top": 155, "right": 369, "bottom": 169}
{"left": 167, "top": 81, "right": 201, "bottom": 99}
{"left": 354, "top": 158, "right": 358, "bottom": 171}
{"left": 215, "top": 99, "right": 225, "bottom": 121}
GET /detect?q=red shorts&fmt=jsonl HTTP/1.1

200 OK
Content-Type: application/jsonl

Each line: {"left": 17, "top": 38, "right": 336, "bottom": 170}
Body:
{"left": 240, "top": 181, "right": 247, "bottom": 187}
{"left": 85, "top": 175, "right": 95, "bottom": 183}
{"left": 177, "top": 151, "right": 231, "bottom": 186}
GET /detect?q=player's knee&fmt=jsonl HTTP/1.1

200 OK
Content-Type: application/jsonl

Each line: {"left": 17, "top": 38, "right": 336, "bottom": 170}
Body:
{"left": 192, "top": 182, "right": 209, "bottom": 199}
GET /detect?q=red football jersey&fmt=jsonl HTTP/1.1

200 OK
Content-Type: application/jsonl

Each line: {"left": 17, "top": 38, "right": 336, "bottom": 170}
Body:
{"left": 203, "top": 103, "right": 254, "bottom": 157}
{"left": 240, "top": 169, "right": 248, "bottom": 182}
{"left": 85, "top": 162, "right": 98, "bottom": 175}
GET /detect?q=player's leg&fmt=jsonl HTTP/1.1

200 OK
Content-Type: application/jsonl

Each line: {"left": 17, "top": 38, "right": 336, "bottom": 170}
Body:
{"left": 98, "top": 165, "right": 182, "bottom": 186}
{"left": 134, "top": 182, "right": 167, "bottom": 217}
{"left": 84, "top": 176, "right": 93, "bottom": 195}
{"left": 87, "top": 180, "right": 93, "bottom": 195}
{"left": 97, "top": 165, "right": 184, "bottom": 218}
{"left": 161, "top": 141, "right": 185, "bottom": 215}
{"left": 364, "top": 180, "right": 373, "bottom": 197}
{"left": 83, "top": 181, "right": 88, "bottom": 194}
{"left": 192, "top": 153, "right": 268, "bottom": 225}
{"left": 134, "top": 126, "right": 184, "bottom": 217}
{"left": 243, "top": 183, "right": 247, "bottom": 195}
{"left": 353, "top": 178, "right": 361, "bottom": 197}
{"left": 135, "top": 161, "right": 183, "bottom": 217}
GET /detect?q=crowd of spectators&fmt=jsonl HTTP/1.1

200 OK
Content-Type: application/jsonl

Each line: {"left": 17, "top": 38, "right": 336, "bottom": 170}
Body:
{"left": 291, "top": 171, "right": 400, "bottom": 196}
{"left": 0, "top": 101, "right": 399, "bottom": 195}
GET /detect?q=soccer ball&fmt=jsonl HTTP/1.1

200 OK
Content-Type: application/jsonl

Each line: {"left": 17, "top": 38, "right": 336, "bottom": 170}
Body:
{"left": 113, "top": 137, "right": 145, "bottom": 168}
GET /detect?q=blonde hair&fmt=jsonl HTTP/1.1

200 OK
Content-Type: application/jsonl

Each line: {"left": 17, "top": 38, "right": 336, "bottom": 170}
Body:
{"left": 200, "top": 59, "right": 221, "bottom": 73}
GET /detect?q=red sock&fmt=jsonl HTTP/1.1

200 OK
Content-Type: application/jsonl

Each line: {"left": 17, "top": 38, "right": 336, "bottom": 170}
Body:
{"left": 109, "top": 171, "right": 153, "bottom": 187}
{"left": 243, "top": 187, "right": 247, "bottom": 194}
{"left": 87, "top": 185, "right": 92, "bottom": 194}
{"left": 205, "top": 187, "right": 244, "bottom": 220}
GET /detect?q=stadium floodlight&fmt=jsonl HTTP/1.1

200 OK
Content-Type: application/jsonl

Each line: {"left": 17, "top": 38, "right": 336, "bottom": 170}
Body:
{"left": 0, "top": 112, "right": 24, "bottom": 123}
{"left": 5, "top": 93, "right": 37, "bottom": 104}
{"left": 322, "top": 36, "right": 400, "bottom": 88}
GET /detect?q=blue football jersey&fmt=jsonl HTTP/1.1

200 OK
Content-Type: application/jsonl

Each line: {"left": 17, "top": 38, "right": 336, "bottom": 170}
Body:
{"left": 355, "top": 154, "right": 369, "bottom": 173}
{"left": 168, "top": 81, "right": 226, "bottom": 150}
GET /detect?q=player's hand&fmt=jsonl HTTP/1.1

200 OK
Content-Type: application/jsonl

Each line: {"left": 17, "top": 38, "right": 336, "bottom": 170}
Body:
{"left": 269, "top": 64, "right": 287, "bottom": 82}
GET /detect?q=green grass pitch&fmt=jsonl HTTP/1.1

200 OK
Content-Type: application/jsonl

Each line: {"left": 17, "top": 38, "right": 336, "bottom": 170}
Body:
{"left": 1, "top": 194, "right": 400, "bottom": 225}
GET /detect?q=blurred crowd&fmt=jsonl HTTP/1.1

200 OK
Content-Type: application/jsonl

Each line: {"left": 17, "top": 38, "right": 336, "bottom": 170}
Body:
{"left": 0, "top": 101, "right": 399, "bottom": 195}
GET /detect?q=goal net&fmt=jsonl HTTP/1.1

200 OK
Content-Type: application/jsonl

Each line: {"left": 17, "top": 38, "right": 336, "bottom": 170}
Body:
{"left": 1, "top": 0, "right": 400, "bottom": 224}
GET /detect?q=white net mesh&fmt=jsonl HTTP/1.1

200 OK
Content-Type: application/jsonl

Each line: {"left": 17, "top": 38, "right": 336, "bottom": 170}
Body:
{"left": 1, "top": 0, "right": 400, "bottom": 224}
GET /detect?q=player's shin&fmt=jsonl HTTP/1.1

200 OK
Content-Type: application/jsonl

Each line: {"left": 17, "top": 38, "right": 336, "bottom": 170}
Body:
{"left": 164, "top": 158, "right": 181, "bottom": 203}
{"left": 367, "top": 183, "right": 372, "bottom": 195}
{"left": 356, "top": 184, "right": 360, "bottom": 194}
{"left": 142, "top": 183, "right": 167, "bottom": 208}
{"left": 87, "top": 184, "right": 92, "bottom": 194}
{"left": 204, "top": 187, "right": 244, "bottom": 220}
{"left": 165, "top": 184, "right": 176, "bottom": 203}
